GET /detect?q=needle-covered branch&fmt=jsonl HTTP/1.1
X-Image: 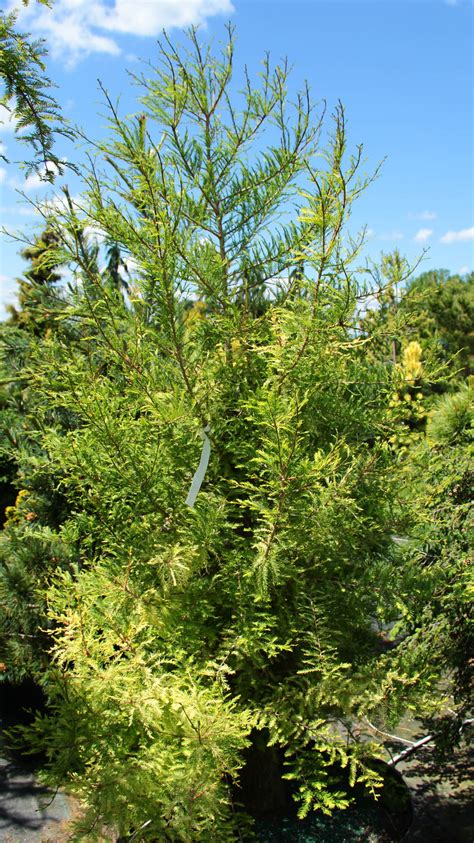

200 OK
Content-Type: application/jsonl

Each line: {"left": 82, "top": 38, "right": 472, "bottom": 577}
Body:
{"left": 0, "top": 4, "right": 75, "bottom": 177}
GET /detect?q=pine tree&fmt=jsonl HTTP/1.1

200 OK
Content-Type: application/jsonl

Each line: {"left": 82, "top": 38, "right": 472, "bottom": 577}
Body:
{"left": 0, "top": 228, "right": 72, "bottom": 679}
{"left": 103, "top": 239, "right": 130, "bottom": 298}
{"left": 360, "top": 264, "right": 474, "bottom": 381}
{"left": 400, "top": 269, "right": 474, "bottom": 378}
{"left": 7, "top": 227, "right": 62, "bottom": 333}
{"left": 392, "top": 382, "right": 473, "bottom": 743}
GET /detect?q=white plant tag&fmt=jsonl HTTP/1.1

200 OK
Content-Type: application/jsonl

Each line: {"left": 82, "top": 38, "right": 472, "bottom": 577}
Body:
{"left": 185, "top": 425, "right": 211, "bottom": 507}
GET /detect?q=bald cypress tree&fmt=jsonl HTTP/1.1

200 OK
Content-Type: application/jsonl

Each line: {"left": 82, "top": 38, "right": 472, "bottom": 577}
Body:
{"left": 7, "top": 26, "right": 462, "bottom": 841}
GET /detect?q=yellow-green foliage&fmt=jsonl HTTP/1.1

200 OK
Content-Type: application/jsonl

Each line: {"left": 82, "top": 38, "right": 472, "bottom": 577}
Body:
{"left": 1, "top": 25, "right": 466, "bottom": 841}
{"left": 401, "top": 341, "right": 423, "bottom": 382}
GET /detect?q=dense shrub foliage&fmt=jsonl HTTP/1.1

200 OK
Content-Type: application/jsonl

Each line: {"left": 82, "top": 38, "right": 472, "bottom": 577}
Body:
{"left": 0, "top": 26, "right": 472, "bottom": 842}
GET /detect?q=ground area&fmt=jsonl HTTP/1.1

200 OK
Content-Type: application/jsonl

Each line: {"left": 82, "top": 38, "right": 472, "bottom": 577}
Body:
{"left": 0, "top": 736, "right": 472, "bottom": 841}
{"left": 399, "top": 739, "right": 473, "bottom": 843}
{"left": 0, "top": 756, "right": 74, "bottom": 842}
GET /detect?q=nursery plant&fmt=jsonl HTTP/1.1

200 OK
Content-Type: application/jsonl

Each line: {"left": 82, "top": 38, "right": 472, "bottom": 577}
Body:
{"left": 0, "top": 227, "right": 75, "bottom": 678}
{"left": 2, "top": 25, "right": 464, "bottom": 841}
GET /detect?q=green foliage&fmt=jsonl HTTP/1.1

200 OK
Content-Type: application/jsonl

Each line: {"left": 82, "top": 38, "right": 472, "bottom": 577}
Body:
{"left": 0, "top": 25, "right": 470, "bottom": 841}
{"left": 427, "top": 383, "right": 473, "bottom": 444}
{"left": 7, "top": 228, "right": 63, "bottom": 332}
{"left": 0, "top": 2, "right": 73, "bottom": 176}
{"left": 0, "top": 227, "right": 76, "bottom": 678}
{"left": 357, "top": 250, "right": 416, "bottom": 367}
{"left": 360, "top": 263, "right": 474, "bottom": 381}
{"left": 23, "top": 648, "right": 252, "bottom": 841}
{"left": 390, "top": 383, "right": 473, "bottom": 722}
{"left": 402, "top": 270, "right": 474, "bottom": 377}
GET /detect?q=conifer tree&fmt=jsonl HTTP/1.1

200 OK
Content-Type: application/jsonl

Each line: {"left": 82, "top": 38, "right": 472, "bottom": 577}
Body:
{"left": 7, "top": 227, "right": 62, "bottom": 333}
{"left": 392, "top": 382, "right": 473, "bottom": 742}
{"left": 360, "top": 264, "right": 474, "bottom": 381}
{"left": 0, "top": 0, "right": 73, "bottom": 177}
{"left": 8, "top": 26, "right": 464, "bottom": 840}
{"left": 400, "top": 270, "right": 473, "bottom": 378}
{"left": 0, "top": 228, "right": 72, "bottom": 678}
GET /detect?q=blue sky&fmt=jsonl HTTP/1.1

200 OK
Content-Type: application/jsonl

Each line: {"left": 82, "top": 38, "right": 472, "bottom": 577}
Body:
{"left": 1, "top": 0, "right": 473, "bottom": 316}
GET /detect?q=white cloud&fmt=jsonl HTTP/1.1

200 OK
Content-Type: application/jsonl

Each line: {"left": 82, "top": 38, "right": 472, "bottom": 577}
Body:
{"left": 21, "top": 172, "right": 46, "bottom": 191}
{"left": 440, "top": 227, "right": 474, "bottom": 244}
{"left": 0, "top": 274, "right": 13, "bottom": 291}
{"left": 0, "top": 168, "right": 7, "bottom": 185}
{"left": 39, "top": 191, "right": 83, "bottom": 217}
{"left": 378, "top": 230, "right": 404, "bottom": 242}
{"left": 38, "top": 9, "right": 121, "bottom": 66}
{"left": 458, "top": 265, "right": 470, "bottom": 274}
{"left": 13, "top": 0, "right": 235, "bottom": 64}
{"left": 0, "top": 204, "right": 38, "bottom": 218}
{"left": 409, "top": 210, "right": 437, "bottom": 221}
{"left": 0, "top": 104, "right": 19, "bottom": 134}
{"left": 83, "top": 224, "right": 108, "bottom": 245}
{"left": 0, "top": 273, "right": 18, "bottom": 316}
{"left": 95, "top": 0, "right": 234, "bottom": 36}
{"left": 21, "top": 159, "right": 65, "bottom": 192}
{"left": 124, "top": 255, "right": 140, "bottom": 274}
{"left": 414, "top": 228, "right": 433, "bottom": 243}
